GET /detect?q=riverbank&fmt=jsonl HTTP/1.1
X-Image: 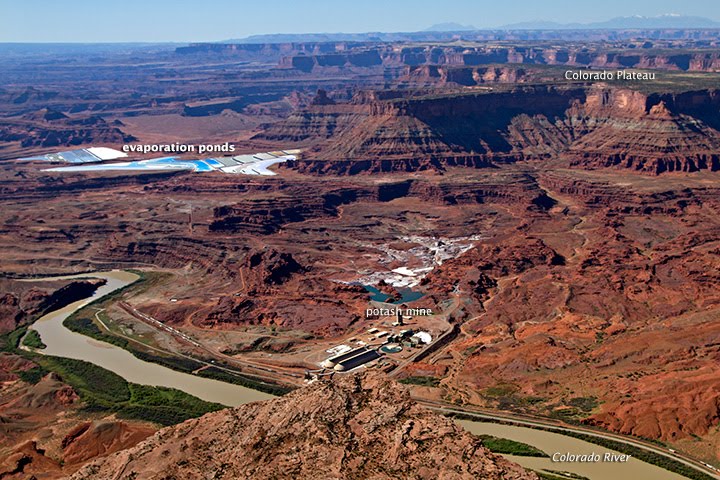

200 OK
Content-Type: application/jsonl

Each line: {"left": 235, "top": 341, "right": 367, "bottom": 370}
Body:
{"left": 8, "top": 269, "right": 712, "bottom": 480}
{"left": 61, "top": 270, "right": 291, "bottom": 396}
{"left": 27, "top": 271, "right": 273, "bottom": 406}
{"left": 459, "top": 420, "right": 689, "bottom": 480}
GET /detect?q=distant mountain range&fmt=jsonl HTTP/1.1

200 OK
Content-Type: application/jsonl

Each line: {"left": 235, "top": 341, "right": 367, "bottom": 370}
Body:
{"left": 423, "top": 22, "right": 477, "bottom": 32}
{"left": 495, "top": 14, "right": 720, "bottom": 30}
{"left": 229, "top": 14, "right": 720, "bottom": 44}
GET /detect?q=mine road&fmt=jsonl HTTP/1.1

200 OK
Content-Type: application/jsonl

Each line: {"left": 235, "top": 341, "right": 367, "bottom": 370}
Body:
{"left": 417, "top": 399, "right": 719, "bottom": 480}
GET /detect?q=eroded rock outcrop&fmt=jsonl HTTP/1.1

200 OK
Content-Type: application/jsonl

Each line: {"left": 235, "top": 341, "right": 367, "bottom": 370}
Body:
{"left": 0, "top": 110, "right": 135, "bottom": 149}
{"left": 0, "top": 279, "right": 105, "bottom": 334}
{"left": 243, "top": 248, "right": 305, "bottom": 288}
{"left": 71, "top": 372, "right": 536, "bottom": 480}
{"left": 62, "top": 421, "right": 156, "bottom": 466}
{"left": 258, "top": 84, "right": 720, "bottom": 175}
{"left": 564, "top": 87, "right": 720, "bottom": 173}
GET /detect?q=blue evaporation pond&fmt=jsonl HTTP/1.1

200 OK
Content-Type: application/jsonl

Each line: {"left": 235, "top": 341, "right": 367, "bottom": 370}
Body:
{"left": 141, "top": 157, "right": 178, "bottom": 166}
{"left": 362, "top": 285, "right": 424, "bottom": 304}
{"left": 114, "top": 162, "right": 147, "bottom": 169}
{"left": 192, "top": 160, "right": 215, "bottom": 171}
{"left": 139, "top": 158, "right": 215, "bottom": 172}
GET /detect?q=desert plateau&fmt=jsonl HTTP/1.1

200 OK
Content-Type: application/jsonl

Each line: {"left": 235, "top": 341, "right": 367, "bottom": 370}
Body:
{"left": 1, "top": 12, "right": 720, "bottom": 480}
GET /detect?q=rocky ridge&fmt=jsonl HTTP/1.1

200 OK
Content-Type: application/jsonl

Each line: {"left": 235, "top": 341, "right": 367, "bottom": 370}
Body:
{"left": 71, "top": 372, "right": 536, "bottom": 480}
{"left": 0, "top": 110, "right": 135, "bottom": 149}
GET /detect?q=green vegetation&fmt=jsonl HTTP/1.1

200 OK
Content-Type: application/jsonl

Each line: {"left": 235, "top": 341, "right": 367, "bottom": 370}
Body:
{"left": 464, "top": 344, "right": 482, "bottom": 356}
{"left": 84, "top": 269, "right": 148, "bottom": 306}
{"left": 63, "top": 315, "right": 129, "bottom": 349}
{"left": 399, "top": 376, "right": 441, "bottom": 387}
{"left": 64, "top": 310, "right": 293, "bottom": 396}
{"left": 491, "top": 394, "right": 547, "bottom": 412}
{"left": 35, "top": 356, "right": 130, "bottom": 405}
{"left": 546, "top": 398, "right": 601, "bottom": 423}
{"left": 3, "top": 321, "right": 223, "bottom": 427}
{"left": 1, "top": 325, "right": 28, "bottom": 352}
{"left": 478, "top": 434, "right": 548, "bottom": 457}
{"left": 534, "top": 470, "right": 589, "bottom": 480}
{"left": 62, "top": 271, "right": 291, "bottom": 397}
{"left": 123, "top": 384, "right": 224, "bottom": 425}
{"left": 548, "top": 407, "right": 585, "bottom": 423}
{"left": 483, "top": 383, "right": 518, "bottom": 397}
{"left": 21, "top": 329, "right": 46, "bottom": 349}
{"left": 16, "top": 365, "right": 49, "bottom": 384}
{"left": 567, "top": 396, "right": 599, "bottom": 413}
{"left": 198, "top": 366, "right": 293, "bottom": 396}
{"left": 31, "top": 355, "right": 223, "bottom": 426}
{"left": 541, "top": 397, "right": 602, "bottom": 423}
{"left": 444, "top": 412, "right": 715, "bottom": 480}
{"left": 134, "top": 349, "right": 204, "bottom": 372}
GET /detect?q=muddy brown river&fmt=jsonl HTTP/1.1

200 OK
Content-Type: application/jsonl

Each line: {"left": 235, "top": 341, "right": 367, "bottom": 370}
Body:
{"left": 458, "top": 420, "right": 687, "bottom": 480}
{"left": 29, "top": 270, "right": 272, "bottom": 406}
{"left": 27, "top": 270, "right": 691, "bottom": 479}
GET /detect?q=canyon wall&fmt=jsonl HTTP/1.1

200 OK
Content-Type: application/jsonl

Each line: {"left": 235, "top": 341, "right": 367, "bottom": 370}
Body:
{"left": 178, "top": 42, "right": 720, "bottom": 73}
{"left": 257, "top": 85, "right": 720, "bottom": 175}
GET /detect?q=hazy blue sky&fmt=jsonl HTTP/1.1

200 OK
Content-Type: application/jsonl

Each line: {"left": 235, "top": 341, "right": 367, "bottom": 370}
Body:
{"left": 2, "top": 0, "right": 719, "bottom": 42}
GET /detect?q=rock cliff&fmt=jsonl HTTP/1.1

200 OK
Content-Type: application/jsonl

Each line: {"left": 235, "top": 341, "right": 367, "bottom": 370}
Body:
{"left": 192, "top": 41, "right": 720, "bottom": 73}
{"left": 258, "top": 85, "right": 720, "bottom": 175}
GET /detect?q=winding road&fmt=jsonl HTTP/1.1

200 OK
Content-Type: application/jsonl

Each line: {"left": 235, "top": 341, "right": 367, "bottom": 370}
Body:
{"left": 23, "top": 269, "right": 719, "bottom": 479}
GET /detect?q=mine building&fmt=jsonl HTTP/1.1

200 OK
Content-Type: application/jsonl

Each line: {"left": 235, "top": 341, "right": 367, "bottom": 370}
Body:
{"left": 403, "top": 337, "right": 421, "bottom": 348}
{"left": 321, "top": 346, "right": 369, "bottom": 369}
{"left": 333, "top": 349, "right": 381, "bottom": 372}
{"left": 413, "top": 331, "right": 432, "bottom": 344}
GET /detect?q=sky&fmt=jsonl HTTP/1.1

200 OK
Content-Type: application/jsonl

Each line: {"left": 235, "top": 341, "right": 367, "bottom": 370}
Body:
{"left": 2, "top": 0, "right": 719, "bottom": 43}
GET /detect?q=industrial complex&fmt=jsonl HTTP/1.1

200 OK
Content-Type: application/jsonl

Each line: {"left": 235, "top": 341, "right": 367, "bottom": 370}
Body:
{"left": 312, "top": 306, "right": 438, "bottom": 377}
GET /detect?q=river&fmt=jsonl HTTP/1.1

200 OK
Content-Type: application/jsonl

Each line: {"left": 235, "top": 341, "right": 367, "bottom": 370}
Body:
{"left": 27, "top": 271, "right": 690, "bottom": 479}
{"left": 458, "top": 420, "right": 687, "bottom": 480}
{"left": 28, "top": 270, "right": 272, "bottom": 406}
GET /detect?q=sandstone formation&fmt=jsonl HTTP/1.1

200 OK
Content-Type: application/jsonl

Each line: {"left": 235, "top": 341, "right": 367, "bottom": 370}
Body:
{"left": 61, "top": 421, "right": 156, "bottom": 466}
{"left": 1, "top": 36, "right": 720, "bottom": 468}
{"left": 178, "top": 40, "right": 720, "bottom": 74}
{"left": 0, "top": 279, "right": 104, "bottom": 334}
{"left": 0, "top": 110, "right": 135, "bottom": 149}
{"left": 404, "top": 65, "right": 529, "bottom": 86}
{"left": 417, "top": 170, "right": 720, "bottom": 446}
{"left": 197, "top": 246, "right": 366, "bottom": 336}
{"left": 0, "top": 355, "right": 157, "bottom": 479}
{"left": 71, "top": 372, "right": 536, "bottom": 480}
{"left": 564, "top": 88, "right": 720, "bottom": 173}
{"left": 0, "top": 440, "right": 63, "bottom": 480}
{"left": 256, "top": 85, "right": 720, "bottom": 175}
